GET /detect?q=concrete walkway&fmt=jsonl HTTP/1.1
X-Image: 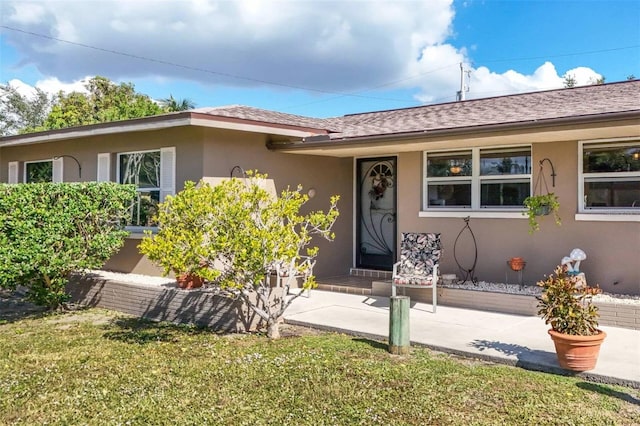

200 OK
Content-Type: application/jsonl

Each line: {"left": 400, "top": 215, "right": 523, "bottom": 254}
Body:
{"left": 285, "top": 289, "right": 640, "bottom": 389}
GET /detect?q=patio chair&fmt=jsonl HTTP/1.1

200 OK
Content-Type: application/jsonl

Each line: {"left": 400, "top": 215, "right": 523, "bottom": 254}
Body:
{"left": 392, "top": 232, "right": 442, "bottom": 313}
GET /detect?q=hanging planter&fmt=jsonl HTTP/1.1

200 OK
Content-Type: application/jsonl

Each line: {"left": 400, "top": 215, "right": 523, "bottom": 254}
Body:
{"left": 523, "top": 158, "right": 561, "bottom": 234}
{"left": 524, "top": 193, "right": 561, "bottom": 233}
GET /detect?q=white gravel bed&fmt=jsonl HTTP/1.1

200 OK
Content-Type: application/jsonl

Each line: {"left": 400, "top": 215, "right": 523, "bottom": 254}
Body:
{"left": 443, "top": 280, "right": 640, "bottom": 305}
{"left": 86, "top": 270, "right": 640, "bottom": 305}
{"left": 86, "top": 270, "right": 176, "bottom": 287}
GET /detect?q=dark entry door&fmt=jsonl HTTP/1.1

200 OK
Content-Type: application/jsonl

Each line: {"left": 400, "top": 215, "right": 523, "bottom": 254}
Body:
{"left": 356, "top": 157, "right": 397, "bottom": 270}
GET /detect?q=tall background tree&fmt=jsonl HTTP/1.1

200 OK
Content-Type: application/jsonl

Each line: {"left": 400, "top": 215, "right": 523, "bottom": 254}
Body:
{"left": 43, "top": 76, "right": 164, "bottom": 130}
{"left": 0, "top": 84, "right": 56, "bottom": 136}
{"left": 160, "top": 94, "right": 196, "bottom": 112}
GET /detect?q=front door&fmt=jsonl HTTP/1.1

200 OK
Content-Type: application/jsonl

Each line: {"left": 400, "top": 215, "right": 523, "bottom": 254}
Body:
{"left": 356, "top": 157, "right": 397, "bottom": 270}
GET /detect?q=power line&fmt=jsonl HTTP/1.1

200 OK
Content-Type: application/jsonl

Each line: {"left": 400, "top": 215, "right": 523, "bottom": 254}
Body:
{"left": 0, "top": 25, "right": 361, "bottom": 98}
{"left": 2, "top": 24, "right": 638, "bottom": 110}
{"left": 476, "top": 45, "right": 640, "bottom": 65}
{"left": 0, "top": 24, "right": 461, "bottom": 107}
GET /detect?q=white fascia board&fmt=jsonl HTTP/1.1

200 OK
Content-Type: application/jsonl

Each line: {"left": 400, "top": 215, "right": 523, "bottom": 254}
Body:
{"left": 0, "top": 118, "right": 192, "bottom": 147}
{"left": 0, "top": 116, "right": 317, "bottom": 148}
{"left": 189, "top": 117, "right": 317, "bottom": 138}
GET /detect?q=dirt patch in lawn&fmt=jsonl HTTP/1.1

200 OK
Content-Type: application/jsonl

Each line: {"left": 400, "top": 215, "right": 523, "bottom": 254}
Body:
{"left": 0, "top": 289, "right": 48, "bottom": 323}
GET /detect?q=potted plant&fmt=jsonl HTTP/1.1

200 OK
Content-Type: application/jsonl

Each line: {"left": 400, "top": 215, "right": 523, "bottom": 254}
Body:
{"left": 508, "top": 257, "right": 525, "bottom": 271}
{"left": 523, "top": 193, "right": 561, "bottom": 234}
{"left": 138, "top": 182, "right": 218, "bottom": 290}
{"left": 536, "top": 265, "right": 606, "bottom": 372}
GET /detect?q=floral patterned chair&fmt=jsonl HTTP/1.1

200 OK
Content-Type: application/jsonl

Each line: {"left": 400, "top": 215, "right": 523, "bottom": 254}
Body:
{"left": 392, "top": 232, "right": 442, "bottom": 313}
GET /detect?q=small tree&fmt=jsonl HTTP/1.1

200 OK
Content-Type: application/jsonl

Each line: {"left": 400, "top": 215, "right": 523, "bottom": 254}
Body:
{"left": 140, "top": 175, "right": 339, "bottom": 338}
{"left": 563, "top": 74, "right": 577, "bottom": 88}
{"left": 0, "top": 183, "right": 136, "bottom": 308}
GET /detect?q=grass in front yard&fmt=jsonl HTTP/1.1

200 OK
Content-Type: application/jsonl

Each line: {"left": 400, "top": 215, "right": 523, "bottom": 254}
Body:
{"left": 1, "top": 309, "right": 638, "bottom": 425}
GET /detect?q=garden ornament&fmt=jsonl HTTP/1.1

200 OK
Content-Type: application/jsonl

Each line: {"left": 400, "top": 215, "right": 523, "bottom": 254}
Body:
{"left": 561, "top": 248, "right": 586, "bottom": 275}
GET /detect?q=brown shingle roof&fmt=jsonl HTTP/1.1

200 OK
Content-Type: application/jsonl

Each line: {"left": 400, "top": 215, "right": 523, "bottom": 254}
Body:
{"left": 192, "top": 105, "right": 337, "bottom": 132}
{"left": 194, "top": 81, "right": 639, "bottom": 141}
{"left": 331, "top": 80, "right": 640, "bottom": 139}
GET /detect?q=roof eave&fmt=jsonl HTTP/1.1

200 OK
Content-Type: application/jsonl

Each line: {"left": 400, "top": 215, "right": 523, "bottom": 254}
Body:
{"left": 268, "top": 110, "right": 640, "bottom": 151}
{"left": 0, "top": 112, "right": 328, "bottom": 147}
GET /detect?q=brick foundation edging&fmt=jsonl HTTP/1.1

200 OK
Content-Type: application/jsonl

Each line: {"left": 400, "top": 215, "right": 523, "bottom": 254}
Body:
{"left": 66, "top": 275, "right": 272, "bottom": 332}
{"left": 371, "top": 281, "right": 639, "bottom": 330}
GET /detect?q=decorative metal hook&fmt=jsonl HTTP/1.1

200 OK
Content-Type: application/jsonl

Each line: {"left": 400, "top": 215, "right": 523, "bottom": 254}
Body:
{"left": 53, "top": 155, "right": 82, "bottom": 178}
{"left": 230, "top": 165, "right": 246, "bottom": 178}
{"left": 453, "top": 216, "right": 478, "bottom": 285}
{"left": 539, "top": 158, "right": 556, "bottom": 188}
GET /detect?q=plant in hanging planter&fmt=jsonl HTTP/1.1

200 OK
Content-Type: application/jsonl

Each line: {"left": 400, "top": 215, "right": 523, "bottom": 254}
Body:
{"left": 523, "top": 193, "right": 561, "bottom": 234}
{"left": 536, "top": 265, "right": 606, "bottom": 371}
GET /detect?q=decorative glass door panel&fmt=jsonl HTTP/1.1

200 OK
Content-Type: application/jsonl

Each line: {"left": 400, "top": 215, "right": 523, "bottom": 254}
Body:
{"left": 356, "top": 157, "right": 397, "bottom": 270}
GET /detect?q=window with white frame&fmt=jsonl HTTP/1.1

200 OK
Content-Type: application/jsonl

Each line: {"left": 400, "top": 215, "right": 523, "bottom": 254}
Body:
{"left": 424, "top": 147, "right": 531, "bottom": 210}
{"left": 118, "top": 150, "right": 162, "bottom": 227}
{"left": 580, "top": 140, "right": 640, "bottom": 211}
{"left": 25, "top": 160, "right": 53, "bottom": 183}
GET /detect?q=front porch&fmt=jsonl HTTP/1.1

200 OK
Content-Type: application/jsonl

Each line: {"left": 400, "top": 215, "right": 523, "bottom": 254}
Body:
{"left": 62, "top": 269, "right": 640, "bottom": 387}
{"left": 317, "top": 269, "right": 639, "bottom": 330}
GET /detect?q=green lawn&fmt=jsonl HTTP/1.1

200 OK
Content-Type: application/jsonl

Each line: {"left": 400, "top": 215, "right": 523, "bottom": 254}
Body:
{"left": 1, "top": 309, "right": 638, "bottom": 425}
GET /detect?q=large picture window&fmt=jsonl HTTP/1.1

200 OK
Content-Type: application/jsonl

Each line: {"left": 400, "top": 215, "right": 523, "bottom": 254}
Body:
{"left": 580, "top": 141, "right": 640, "bottom": 211}
{"left": 424, "top": 147, "right": 531, "bottom": 211}
{"left": 118, "top": 150, "right": 161, "bottom": 227}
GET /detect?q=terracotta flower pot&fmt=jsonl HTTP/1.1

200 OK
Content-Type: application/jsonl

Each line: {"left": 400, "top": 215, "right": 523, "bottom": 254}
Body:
{"left": 176, "top": 273, "right": 204, "bottom": 290}
{"left": 508, "top": 257, "right": 525, "bottom": 271}
{"left": 548, "top": 329, "right": 606, "bottom": 372}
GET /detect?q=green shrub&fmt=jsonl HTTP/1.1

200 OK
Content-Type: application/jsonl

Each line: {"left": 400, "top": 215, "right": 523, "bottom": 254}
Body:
{"left": 0, "top": 182, "right": 136, "bottom": 308}
{"left": 140, "top": 173, "right": 339, "bottom": 338}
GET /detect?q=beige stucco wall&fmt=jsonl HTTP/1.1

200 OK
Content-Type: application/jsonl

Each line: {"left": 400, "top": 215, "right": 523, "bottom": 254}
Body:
{"left": 2, "top": 124, "right": 637, "bottom": 295}
{"left": 199, "top": 128, "right": 354, "bottom": 278}
{"left": 0, "top": 126, "right": 204, "bottom": 186}
{"left": 0, "top": 126, "right": 353, "bottom": 280}
{"left": 397, "top": 141, "right": 640, "bottom": 295}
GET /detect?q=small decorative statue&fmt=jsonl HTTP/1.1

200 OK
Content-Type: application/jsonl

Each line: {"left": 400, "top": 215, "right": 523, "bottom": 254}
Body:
{"left": 561, "top": 248, "right": 587, "bottom": 276}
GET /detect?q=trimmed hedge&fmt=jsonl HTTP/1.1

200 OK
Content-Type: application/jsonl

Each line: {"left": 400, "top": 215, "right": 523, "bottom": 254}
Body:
{"left": 0, "top": 182, "right": 135, "bottom": 308}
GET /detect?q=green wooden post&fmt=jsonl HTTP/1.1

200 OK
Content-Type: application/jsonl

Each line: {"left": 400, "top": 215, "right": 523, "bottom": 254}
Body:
{"left": 389, "top": 296, "right": 410, "bottom": 355}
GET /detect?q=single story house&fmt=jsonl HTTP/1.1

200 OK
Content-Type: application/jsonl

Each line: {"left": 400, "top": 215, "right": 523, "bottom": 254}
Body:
{"left": 1, "top": 81, "right": 638, "bottom": 295}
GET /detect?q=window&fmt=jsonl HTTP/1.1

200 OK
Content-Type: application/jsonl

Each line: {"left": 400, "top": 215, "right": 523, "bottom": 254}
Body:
{"left": 580, "top": 140, "right": 640, "bottom": 211}
{"left": 118, "top": 150, "right": 161, "bottom": 227}
{"left": 425, "top": 151, "right": 472, "bottom": 207}
{"left": 479, "top": 148, "right": 531, "bottom": 208}
{"left": 424, "top": 147, "right": 531, "bottom": 211}
{"left": 114, "top": 147, "right": 175, "bottom": 228}
{"left": 25, "top": 160, "right": 53, "bottom": 183}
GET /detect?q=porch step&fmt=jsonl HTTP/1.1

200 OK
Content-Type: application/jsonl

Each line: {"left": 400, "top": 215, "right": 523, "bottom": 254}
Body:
{"left": 349, "top": 268, "right": 392, "bottom": 280}
{"left": 316, "top": 275, "right": 373, "bottom": 296}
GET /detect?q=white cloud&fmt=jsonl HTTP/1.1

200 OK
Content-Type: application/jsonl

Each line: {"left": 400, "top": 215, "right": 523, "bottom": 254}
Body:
{"left": 5, "top": 3, "right": 46, "bottom": 25}
{"left": 562, "top": 67, "right": 604, "bottom": 85}
{"left": 1, "top": 0, "right": 605, "bottom": 109}
{"left": 34, "top": 76, "right": 89, "bottom": 95}
{"left": 412, "top": 61, "right": 603, "bottom": 105}
{"left": 1, "top": 0, "right": 456, "bottom": 92}
{"left": 7, "top": 77, "right": 89, "bottom": 98}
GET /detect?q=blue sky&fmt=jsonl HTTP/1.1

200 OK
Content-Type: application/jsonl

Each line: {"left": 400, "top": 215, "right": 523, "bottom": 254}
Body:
{"left": 1, "top": 0, "right": 639, "bottom": 118}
